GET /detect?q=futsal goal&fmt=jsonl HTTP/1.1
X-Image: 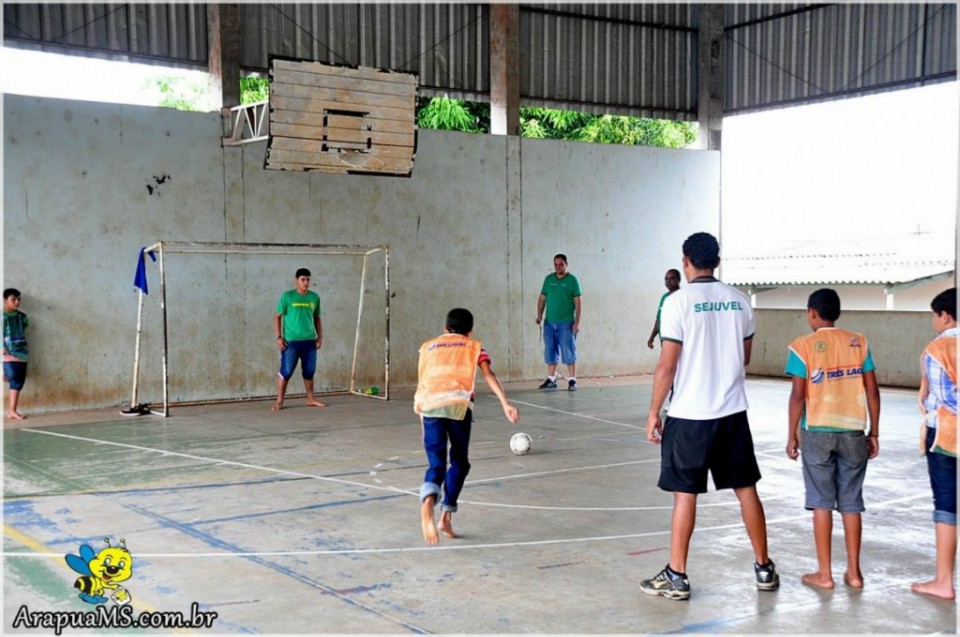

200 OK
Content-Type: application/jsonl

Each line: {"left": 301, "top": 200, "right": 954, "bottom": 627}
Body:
{"left": 127, "top": 241, "right": 389, "bottom": 416}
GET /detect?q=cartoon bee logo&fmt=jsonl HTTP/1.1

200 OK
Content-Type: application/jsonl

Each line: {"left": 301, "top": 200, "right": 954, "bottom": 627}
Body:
{"left": 64, "top": 538, "right": 133, "bottom": 605}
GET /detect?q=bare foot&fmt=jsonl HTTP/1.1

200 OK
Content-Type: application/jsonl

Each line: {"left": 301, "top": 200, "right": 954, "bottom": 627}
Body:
{"left": 270, "top": 402, "right": 283, "bottom": 411}
{"left": 911, "top": 580, "right": 956, "bottom": 600}
{"left": 421, "top": 499, "right": 439, "bottom": 545}
{"left": 306, "top": 399, "right": 328, "bottom": 408}
{"left": 6, "top": 411, "right": 24, "bottom": 420}
{"left": 843, "top": 571, "right": 864, "bottom": 589}
{"left": 437, "top": 511, "right": 457, "bottom": 538}
{"left": 801, "top": 572, "right": 835, "bottom": 590}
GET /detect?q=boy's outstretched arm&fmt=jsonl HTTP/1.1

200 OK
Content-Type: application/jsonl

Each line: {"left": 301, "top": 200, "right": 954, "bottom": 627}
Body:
{"left": 786, "top": 375, "right": 805, "bottom": 460}
{"left": 863, "top": 370, "right": 881, "bottom": 458}
{"left": 479, "top": 360, "right": 520, "bottom": 423}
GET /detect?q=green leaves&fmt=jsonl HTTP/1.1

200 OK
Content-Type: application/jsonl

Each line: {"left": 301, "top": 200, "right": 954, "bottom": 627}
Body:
{"left": 240, "top": 76, "right": 270, "bottom": 104}
{"left": 418, "top": 98, "right": 697, "bottom": 148}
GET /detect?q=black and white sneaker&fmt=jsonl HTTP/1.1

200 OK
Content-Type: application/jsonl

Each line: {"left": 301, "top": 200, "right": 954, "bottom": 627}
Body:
{"left": 755, "top": 559, "right": 780, "bottom": 591}
{"left": 640, "top": 564, "right": 691, "bottom": 600}
{"left": 568, "top": 379, "right": 577, "bottom": 391}
{"left": 538, "top": 378, "right": 558, "bottom": 390}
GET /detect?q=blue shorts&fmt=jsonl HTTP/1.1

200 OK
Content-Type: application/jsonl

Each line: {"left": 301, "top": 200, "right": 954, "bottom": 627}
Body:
{"left": 543, "top": 321, "right": 576, "bottom": 366}
{"left": 3, "top": 362, "right": 27, "bottom": 391}
{"left": 658, "top": 411, "right": 761, "bottom": 494}
{"left": 800, "top": 430, "right": 868, "bottom": 513}
{"left": 925, "top": 427, "right": 957, "bottom": 525}
{"left": 279, "top": 340, "right": 317, "bottom": 380}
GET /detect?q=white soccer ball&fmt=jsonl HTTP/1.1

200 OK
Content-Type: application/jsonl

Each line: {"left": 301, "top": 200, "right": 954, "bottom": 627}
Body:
{"left": 510, "top": 432, "right": 532, "bottom": 456}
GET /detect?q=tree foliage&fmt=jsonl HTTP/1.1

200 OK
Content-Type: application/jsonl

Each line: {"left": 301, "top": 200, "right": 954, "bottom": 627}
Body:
{"left": 235, "top": 82, "right": 696, "bottom": 148}
{"left": 240, "top": 76, "right": 270, "bottom": 104}
{"left": 420, "top": 97, "right": 697, "bottom": 148}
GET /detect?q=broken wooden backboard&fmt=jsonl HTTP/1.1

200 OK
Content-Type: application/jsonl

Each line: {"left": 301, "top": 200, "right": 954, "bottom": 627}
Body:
{"left": 266, "top": 57, "right": 418, "bottom": 177}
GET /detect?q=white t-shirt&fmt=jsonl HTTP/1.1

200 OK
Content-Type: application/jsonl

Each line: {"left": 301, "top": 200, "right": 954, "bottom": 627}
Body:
{"left": 659, "top": 277, "right": 755, "bottom": 419}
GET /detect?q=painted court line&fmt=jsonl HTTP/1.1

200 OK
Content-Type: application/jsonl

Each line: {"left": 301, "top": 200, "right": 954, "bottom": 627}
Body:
{"left": 4, "top": 493, "right": 928, "bottom": 559}
{"left": 507, "top": 398, "right": 647, "bottom": 431}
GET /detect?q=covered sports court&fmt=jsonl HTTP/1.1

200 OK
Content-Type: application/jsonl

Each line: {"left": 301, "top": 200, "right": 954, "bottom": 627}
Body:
{"left": 3, "top": 378, "right": 956, "bottom": 633}
{"left": 3, "top": 3, "right": 957, "bottom": 634}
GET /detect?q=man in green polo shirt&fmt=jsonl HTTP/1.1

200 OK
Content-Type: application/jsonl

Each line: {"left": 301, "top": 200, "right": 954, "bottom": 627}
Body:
{"left": 647, "top": 269, "right": 681, "bottom": 349}
{"left": 535, "top": 253, "right": 582, "bottom": 391}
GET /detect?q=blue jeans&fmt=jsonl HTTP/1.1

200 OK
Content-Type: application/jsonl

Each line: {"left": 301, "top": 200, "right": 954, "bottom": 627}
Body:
{"left": 420, "top": 411, "right": 472, "bottom": 513}
{"left": 279, "top": 340, "right": 317, "bottom": 380}
{"left": 3, "top": 362, "right": 27, "bottom": 391}
{"left": 543, "top": 321, "right": 576, "bottom": 365}
{"left": 925, "top": 427, "right": 957, "bottom": 525}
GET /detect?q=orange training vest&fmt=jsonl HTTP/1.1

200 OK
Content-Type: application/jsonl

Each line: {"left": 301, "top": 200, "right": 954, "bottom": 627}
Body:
{"left": 414, "top": 334, "right": 483, "bottom": 420}
{"left": 788, "top": 328, "right": 870, "bottom": 431}
{"left": 922, "top": 335, "right": 957, "bottom": 457}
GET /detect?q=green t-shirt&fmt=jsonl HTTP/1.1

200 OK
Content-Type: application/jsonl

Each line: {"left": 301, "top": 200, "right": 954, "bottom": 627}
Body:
{"left": 276, "top": 290, "right": 321, "bottom": 341}
{"left": 3, "top": 310, "right": 28, "bottom": 361}
{"left": 540, "top": 273, "right": 581, "bottom": 323}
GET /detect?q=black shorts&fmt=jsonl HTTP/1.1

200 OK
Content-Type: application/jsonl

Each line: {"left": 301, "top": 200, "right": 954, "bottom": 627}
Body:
{"left": 658, "top": 410, "right": 762, "bottom": 494}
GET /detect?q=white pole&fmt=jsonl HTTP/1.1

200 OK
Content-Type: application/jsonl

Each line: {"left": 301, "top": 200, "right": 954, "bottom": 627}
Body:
{"left": 351, "top": 253, "right": 370, "bottom": 396}
{"left": 158, "top": 242, "right": 170, "bottom": 417}
{"left": 130, "top": 289, "right": 144, "bottom": 406}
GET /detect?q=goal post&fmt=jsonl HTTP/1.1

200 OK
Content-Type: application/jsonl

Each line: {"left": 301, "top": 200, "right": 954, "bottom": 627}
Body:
{"left": 128, "top": 241, "right": 390, "bottom": 416}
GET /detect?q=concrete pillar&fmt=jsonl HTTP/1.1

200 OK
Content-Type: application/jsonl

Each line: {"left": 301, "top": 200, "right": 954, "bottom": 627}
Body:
{"left": 208, "top": 4, "right": 242, "bottom": 111}
{"left": 697, "top": 4, "right": 724, "bottom": 151}
{"left": 489, "top": 3, "right": 521, "bottom": 136}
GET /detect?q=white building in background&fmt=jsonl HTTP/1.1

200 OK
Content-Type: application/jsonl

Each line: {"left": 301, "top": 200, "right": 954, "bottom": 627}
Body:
{"left": 722, "top": 235, "right": 955, "bottom": 311}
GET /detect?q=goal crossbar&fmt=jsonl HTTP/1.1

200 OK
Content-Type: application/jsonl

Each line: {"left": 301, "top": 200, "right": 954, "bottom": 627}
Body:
{"left": 130, "top": 241, "right": 390, "bottom": 416}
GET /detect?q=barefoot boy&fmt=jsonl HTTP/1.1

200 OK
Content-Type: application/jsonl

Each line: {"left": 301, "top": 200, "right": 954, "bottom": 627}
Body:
{"left": 414, "top": 308, "right": 519, "bottom": 544}
{"left": 912, "top": 287, "right": 957, "bottom": 600}
{"left": 785, "top": 288, "right": 880, "bottom": 589}
{"left": 3, "top": 288, "right": 29, "bottom": 420}
{"left": 272, "top": 268, "right": 326, "bottom": 411}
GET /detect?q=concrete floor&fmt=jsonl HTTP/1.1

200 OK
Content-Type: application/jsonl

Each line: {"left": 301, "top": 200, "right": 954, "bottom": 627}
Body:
{"left": 2, "top": 376, "right": 955, "bottom": 634}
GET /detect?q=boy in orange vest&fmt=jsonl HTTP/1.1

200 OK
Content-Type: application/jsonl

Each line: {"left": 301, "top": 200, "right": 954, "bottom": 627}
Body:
{"left": 912, "top": 287, "right": 957, "bottom": 600}
{"left": 785, "top": 288, "right": 880, "bottom": 589}
{"left": 414, "top": 308, "right": 520, "bottom": 544}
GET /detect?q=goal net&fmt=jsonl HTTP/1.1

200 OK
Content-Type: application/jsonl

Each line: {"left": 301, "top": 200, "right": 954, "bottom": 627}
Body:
{"left": 128, "top": 241, "right": 389, "bottom": 416}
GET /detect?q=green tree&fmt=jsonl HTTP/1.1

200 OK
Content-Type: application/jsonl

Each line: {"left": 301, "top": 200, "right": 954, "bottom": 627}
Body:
{"left": 151, "top": 76, "right": 210, "bottom": 112}
{"left": 416, "top": 97, "right": 697, "bottom": 148}
{"left": 240, "top": 76, "right": 270, "bottom": 104}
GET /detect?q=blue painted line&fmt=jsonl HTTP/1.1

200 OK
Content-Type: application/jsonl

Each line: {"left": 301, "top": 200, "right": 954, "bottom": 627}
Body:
{"left": 120, "top": 501, "right": 432, "bottom": 634}
{"left": 187, "top": 492, "right": 406, "bottom": 526}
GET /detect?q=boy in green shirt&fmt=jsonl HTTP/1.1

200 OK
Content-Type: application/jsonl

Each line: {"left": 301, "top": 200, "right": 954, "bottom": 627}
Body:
{"left": 4, "top": 288, "right": 29, "bottom": 420}
{"left": 272, "top": 269, "right": 326, "bottom": 411}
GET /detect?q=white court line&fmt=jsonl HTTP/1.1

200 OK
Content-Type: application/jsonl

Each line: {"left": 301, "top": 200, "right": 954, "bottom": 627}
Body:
{"left": 507, "top": 398, "right": 647, "bottom": 431}
{"left": 3, "top": 493, "right": 929, "bottom": 558}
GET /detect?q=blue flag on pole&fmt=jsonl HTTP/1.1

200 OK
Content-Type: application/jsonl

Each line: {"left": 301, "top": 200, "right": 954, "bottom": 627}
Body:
{"left": 134, "top": 247, "right": 156, "bottom": 294}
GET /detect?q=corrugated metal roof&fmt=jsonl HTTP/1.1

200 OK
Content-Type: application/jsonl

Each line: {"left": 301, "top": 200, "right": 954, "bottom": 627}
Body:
{"left": 3, "top": 3, "right": 955, "bottom": 118}
{"left": 722, "top": 236, "right": 956, "bottom": 286}
{"left": 725, "top": 3, "right": 957, "bottom": 114}
{"left": 2, "top": 3, "right": 207, "bottom": 66}
{"left": 519, "top": 3, "right": 698, "bottom": 119}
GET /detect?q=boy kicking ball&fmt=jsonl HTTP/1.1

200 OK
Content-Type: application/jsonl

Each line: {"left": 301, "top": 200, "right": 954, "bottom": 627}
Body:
{"left": 414, "top": 308, "right": 520, "bottom": 544}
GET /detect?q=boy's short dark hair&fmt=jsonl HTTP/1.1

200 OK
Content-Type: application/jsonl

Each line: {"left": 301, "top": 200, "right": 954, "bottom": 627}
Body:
{"left": 554, "top": 253, "right": 567, "bottom": 263}
{"left": 808, "top": 288, "right": 841, "bottom": 322}
{"left": 931, "top": 288, "right": 957, "bottom": 321}
{"left": 3, "top": 288, "right": 21, "bottom": 300}
{"left": 446, "top": 308, "right": 474, "bottom": 335}
{"left": 666, "top": 269, "right": 680, "bottom": 278}
{"left": 681, "top": 232, "right": 720, "bottom": 270}
{"left": 295, "top": 268, "right": 311, "bottom": 278}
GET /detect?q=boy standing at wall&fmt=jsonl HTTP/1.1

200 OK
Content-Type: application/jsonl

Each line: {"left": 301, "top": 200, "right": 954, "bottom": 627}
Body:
{"left": 273, "top": 268, "right": 326, "bottom": 411}
{"left": 3, "top": 288, "right": 29, "bottom": 420}
{"left": 912, "top": 287, "right": 957, "bottom": 600}
{"left": 785, "top": 288, "right": 880, "bottom": 589}
{"left": 415, "top": 308, "right": 520, "bottom": 544}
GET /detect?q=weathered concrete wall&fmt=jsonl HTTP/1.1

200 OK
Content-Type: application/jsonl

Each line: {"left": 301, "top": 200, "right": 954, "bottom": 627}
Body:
{"left": 3, "top": 94, "right": 720, "bottom": 412}
{"left": 750, "top": 308, "right": 935, "bottom": 388}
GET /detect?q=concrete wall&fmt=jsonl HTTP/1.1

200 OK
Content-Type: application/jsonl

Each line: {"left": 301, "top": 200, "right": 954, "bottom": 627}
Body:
{"left": 3, "top": 95, "right": 719, "bottom": 412}
{"left": 749, "top": 309, "right": 936, "bottom": 388}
